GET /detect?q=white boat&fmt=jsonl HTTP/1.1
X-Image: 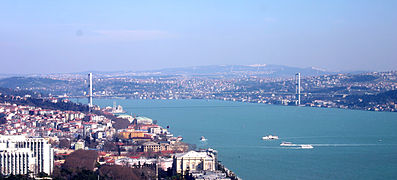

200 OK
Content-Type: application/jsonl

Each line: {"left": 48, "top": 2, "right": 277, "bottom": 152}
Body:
{"left": 280, "top": 141, "right": 314, "bottom": 149}
{"left": 300, "top": 144, "right": 314, "bottom": 149}
{"left": 200, "top": 136, "right": 207, "bottom": 141}
{"left": 262, "top": 135, "right": 279, "bottom": 140}
{"left": 280, "top": 142, "right": 295, "bottom": 146}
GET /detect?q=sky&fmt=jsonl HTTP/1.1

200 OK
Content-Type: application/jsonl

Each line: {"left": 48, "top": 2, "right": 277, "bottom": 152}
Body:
{"left": 1, "top": 0, "right": 397, "bottom": 74}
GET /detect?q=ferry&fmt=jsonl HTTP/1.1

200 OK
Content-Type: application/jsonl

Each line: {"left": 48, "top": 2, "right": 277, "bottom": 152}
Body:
{"left": 262, "top": 135, "right": 279, "bottom": 140}
{"left": 200, "top": 136, "right": 207, "bottom": 141}
{"left": 280, "top": 142, "right": 295, "bottom": 146}
{"left": 280, "top": 142, "right": 314, "bottom": 149}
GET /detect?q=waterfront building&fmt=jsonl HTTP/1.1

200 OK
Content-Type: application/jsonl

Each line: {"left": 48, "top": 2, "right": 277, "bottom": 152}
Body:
{"left": 133, "top": 116, "right": 153, "bottom": 125}
{"left": 173, "top": 150, "right": 216, "bottom": 175}
{"left": 0, "top": 135, "right": 54, "bottom": 176}
{"left": 116, "top": 114, "right": 134, "bottom": 123}
{"left": 149, "top": 126, "right": 168, "bottom": 134}
{"left": 141, "top": 141, "right": 170, "bottom": 152}
{"left": 119, "top": 129, "right": 146, "bottom": 139}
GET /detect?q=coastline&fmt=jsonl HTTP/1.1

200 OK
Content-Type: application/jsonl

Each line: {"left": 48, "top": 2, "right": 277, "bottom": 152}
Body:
{"left": 79, "top": 96, "right": 397, "bottom": 113}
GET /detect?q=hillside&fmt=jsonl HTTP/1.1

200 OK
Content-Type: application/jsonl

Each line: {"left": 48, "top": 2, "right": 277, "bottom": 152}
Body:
{"left": 0, "top": 77, "right": 67, "bottom": 89}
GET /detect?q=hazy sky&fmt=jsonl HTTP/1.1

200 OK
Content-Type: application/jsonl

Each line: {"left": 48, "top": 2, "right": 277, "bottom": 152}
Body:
{"left": 1, "top": 0, "right": 397, "bottom": 74}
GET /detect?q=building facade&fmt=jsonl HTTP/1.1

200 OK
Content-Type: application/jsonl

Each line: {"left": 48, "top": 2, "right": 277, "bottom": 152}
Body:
{"left": 173, "top": 150, "right": 216, "bottom": 175}
{"left": 0, "top": 135, "right": 54, "bottom": 176}
{"left": 0, "top": 149, "right": 34, "bottom": 175}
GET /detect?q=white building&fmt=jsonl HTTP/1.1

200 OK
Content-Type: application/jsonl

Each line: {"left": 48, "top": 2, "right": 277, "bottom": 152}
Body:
{"left": 115, "top": 157, "right": 157, "bottom": 167}
{"left": 0, "top": 148, "right": 35, "bottom": 175}
{"left": 116, "top": 114, "right": 134, "bottom": 123}
{"left": 173, "top": 150, "right": 216, "bottom": 175}
{"left": 0, "top": 135, "right": 54, "bottom": 176}
{"left": 74, "top": 139, "right": 85, "bottom": 150}
{"left": 134, "top": 116, "right": 153, "bottom": 125}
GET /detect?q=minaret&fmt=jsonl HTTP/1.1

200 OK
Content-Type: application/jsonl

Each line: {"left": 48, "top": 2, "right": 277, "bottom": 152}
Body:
{"left": 88, "top": 73, "right": 93, "bottom": 108}
{"left": 295, "top": 73, "right": 301, "bottom": 105}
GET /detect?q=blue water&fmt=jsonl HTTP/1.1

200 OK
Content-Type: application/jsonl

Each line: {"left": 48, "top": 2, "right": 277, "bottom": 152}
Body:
{"left": 89, "top": 99, "right": 397, "bottom": 180}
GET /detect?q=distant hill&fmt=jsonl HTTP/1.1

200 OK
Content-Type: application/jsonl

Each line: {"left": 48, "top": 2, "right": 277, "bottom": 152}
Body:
{"left": 0, "top": 73, "right": 22, "bottom": 79}
{"left": 0, "top": 87, "right": 42, "bottom": 98}
{"left": 0, "top": 77, "right": 67, "bottom": 89}
{"left": 137, "top": 64, "right": 333, "bottom": 77}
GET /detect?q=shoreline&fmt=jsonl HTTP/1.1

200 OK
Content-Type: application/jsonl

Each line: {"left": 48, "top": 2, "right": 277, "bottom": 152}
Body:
{"left": 72, "top": 97, "right": 397, "bottom": 114}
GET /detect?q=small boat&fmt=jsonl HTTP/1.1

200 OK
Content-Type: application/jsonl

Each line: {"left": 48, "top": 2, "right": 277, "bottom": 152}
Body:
{"left": 280, "top": 142, "right": 313, "bottom": 149}
{"left": 200, "top": 136, "right": 207, "bottom": 141}
{"left": 300, "top": 144, "right": 314, "bottom": 149}
{"left": 262, "top": 135, "right": 279, "bottom": 140}
{"left": 280, "top": 142, "right": 295, "bottom": 146}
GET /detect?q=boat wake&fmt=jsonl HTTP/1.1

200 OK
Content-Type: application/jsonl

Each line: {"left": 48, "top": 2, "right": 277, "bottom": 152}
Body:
{"left": 281, "top": 135, "right": 397, "bottom": 140}
{"left": 209, "top": 143, "right": 397, "bottom": 150}
{"left": 281, "top": 136, "right": 346, "bottom": 140}
{"left": 310, "top": 143, "right": 397, "bottom": 147}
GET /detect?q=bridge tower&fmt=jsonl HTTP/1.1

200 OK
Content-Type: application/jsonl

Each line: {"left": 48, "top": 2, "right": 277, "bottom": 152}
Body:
{"left": 88, "top": 73, "right": 93, "bottom": 107}
{"left": 295, "top": 73, "right": 301, "bottom": 105}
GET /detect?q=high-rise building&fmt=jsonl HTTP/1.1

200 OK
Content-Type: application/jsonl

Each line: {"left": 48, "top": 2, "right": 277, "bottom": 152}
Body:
{"left": 0, "top": 136, "right": 54, "bottom": 176}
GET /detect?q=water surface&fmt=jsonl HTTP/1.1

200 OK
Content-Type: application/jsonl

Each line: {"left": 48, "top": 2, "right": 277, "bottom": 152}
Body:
{"left": 89, "top": 99, "right": 397, "bottom": 180}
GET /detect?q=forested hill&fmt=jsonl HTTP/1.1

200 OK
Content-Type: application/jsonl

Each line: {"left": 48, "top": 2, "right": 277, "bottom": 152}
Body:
{"left": 0, "top": 87, "right": 130, "bottom": 129}
{"left": 0, "top": 77, "right": 67, "bottom": 89}
{"left": 0, "top": 87, "right": 88, "bottom": 112}
{"left": 0, "top": 87, "right": 43, "bottom": 98}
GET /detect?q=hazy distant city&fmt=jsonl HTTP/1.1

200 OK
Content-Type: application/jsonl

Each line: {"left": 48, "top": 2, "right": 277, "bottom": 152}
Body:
{"left": 1, "top": 64, "right": 396, "bottom": 112}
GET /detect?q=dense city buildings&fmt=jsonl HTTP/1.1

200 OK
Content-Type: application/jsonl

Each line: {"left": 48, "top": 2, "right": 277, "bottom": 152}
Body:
{"left": 0, "top": 91, "right": 239, "bottom": 179}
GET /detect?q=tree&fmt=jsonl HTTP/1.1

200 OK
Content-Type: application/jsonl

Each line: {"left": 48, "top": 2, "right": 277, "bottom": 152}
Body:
{"left": 52, "top": 150, "right": 99, "bottom": 180}
{"left": 0, "top": 113, "right": 6, "bottom": 124}
{"left": 37, "top": 172, "right": 49, "bottom": 178}
{"left": 59, "top": 138, "right": 71, "bottom": 149}
{"left": 99, "top": 165, "right": 139, "bottom": 180}
{"left": 63, "top": 150, "right": 98, "bottom": 172}
{"left": 103, "top": 141, "right": 117, "bottom": 152}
